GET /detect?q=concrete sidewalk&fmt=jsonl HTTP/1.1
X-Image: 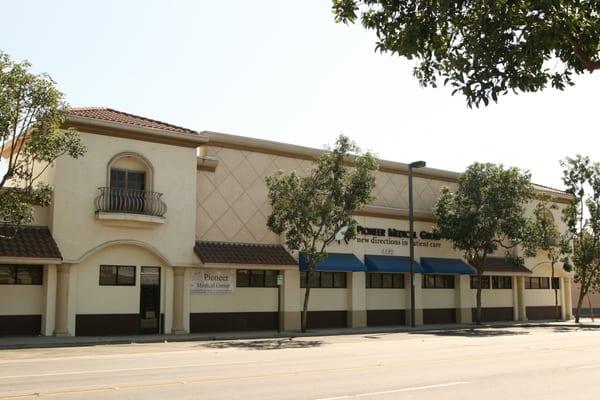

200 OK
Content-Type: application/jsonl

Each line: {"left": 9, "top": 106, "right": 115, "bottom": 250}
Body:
{"left": 1, "top": 319, "right": 598, "bottom": 350}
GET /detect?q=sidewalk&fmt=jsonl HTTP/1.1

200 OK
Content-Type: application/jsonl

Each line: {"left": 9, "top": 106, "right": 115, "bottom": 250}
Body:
{"left": 1, "top": 319, "right": 598, "bottom": 350}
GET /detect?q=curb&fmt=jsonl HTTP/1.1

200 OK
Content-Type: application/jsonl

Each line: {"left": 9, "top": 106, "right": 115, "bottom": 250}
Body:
{"left": 1, "top": 321, "right": 597, "bottom": 350}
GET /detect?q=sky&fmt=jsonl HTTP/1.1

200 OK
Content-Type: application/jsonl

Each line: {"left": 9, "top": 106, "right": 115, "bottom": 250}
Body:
{"left": 2, "top": 0, "right": 599, "bottom": 190}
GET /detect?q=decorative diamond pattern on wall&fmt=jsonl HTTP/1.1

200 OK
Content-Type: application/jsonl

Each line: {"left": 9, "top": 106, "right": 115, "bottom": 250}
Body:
{"left": 197, "top": 146, "right": 456, "bottom": 243}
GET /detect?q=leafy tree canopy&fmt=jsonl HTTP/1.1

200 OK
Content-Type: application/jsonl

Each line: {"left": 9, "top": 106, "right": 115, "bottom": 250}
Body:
{"left": 560, "top": 155, "right": 600, "bottom": 322}
{"left": 266, "top": 135, "right": 378, "bottom": 331}
{"left": 0, "top": 51, "right": 86, "bottom": 231}
{"left": 434, "top": 162, "right": 537, "bottom": 323}
{"left": 332, "top": 1, "right": 600, "bottom": 107}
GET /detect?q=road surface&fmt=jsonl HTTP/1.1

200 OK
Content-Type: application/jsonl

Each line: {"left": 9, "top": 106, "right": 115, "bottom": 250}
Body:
{"left": 1, "top": 325, "right": 599, "bottom": 399}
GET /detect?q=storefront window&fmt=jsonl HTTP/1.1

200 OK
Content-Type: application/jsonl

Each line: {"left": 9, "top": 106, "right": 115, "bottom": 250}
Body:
{"left": 422, "top": 274, "right": 455, "bottom": 289}
{"left": 0, "top": 265, "right": 42, "bottom": 285}
{"left": 99, "top": 265, "right": 136, "bottom": 286}
{"left": 470, "top": 276, "right": 491, "bottom": 289}
{"left": 300, "top": 271, "right": 347, "bottom": 288}
{"left": 366, "top": 273, "right": 404, "bottom": 289}
{"left": 236, "top": 269, "right": 278, "bottom": 288}
{"left": 492, "top": 276, "right": 512, "bottom": 289}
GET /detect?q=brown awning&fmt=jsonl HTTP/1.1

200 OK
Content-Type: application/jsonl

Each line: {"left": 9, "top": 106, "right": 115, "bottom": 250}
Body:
{"left": 0, "top": 225, "right": 62, "bottom": 260}
{"left": 194, "top": 241, "right": 297, "bottom": 265}
{"left": 483, "top": 257, "right": 531, "bottom": 274}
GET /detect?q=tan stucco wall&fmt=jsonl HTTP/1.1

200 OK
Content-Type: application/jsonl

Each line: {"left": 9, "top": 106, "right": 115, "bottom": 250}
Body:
{"left": 300, "top": 288, "right": 348, "bottom": 311}
{"left": 467, "top": 288, "right": 514, "bottom": 308}
{"left": 75, "top": 244, "right": 167, "bottom": 315}
{"left": 191, "top": 288, "right": 278, "bottom": 313}
{"left": 422, "top": 289, "right": 456, "bottom": 309}
{"left": 51, "top": 132, "right": 198, "bottom": 265}
{"left": 196, "top": 146, "right": 457, "bottom": 244}
{"left": 0, "top": 285, "right": 44, "bottom": 315}
{"left": 366, "top": 289, "right": 408, "bottom": 310}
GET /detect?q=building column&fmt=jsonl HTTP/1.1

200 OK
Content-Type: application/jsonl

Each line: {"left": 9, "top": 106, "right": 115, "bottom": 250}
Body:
{"left": 54, "top": 264, "right": 75, "bottom": 336}
{"left": 564, "top": 277, "right": 573, "bottom": 320}
{"left": 280, "top": 269, "right": 301, "bottom": 331}
{"left": 512, "top": 276, "right": 519, "bottom": 321}
{"left": 172, "top": 267, "right": 186, "bottom": 334}
{"left": 41, "top": 264, "right": 57, "bottom": 336}
{"left": 516, "top": 276, "right": 527, "bottom": 321}
{"left": 456, "top": 275, "right": 472, "bottom": 323}
{"left": 406, "top": 273, "right": 423, "bottom": 326}
{"left": 347, "top": 272, "right": 366, "bottom": 328}
{"left": 163, "top": 267, "right": 174, "bottom": 334}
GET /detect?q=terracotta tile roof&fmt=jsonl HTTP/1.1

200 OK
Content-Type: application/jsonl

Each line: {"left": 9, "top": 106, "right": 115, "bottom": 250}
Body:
{"left": 533, "top": 183, "right": 569, "bottom": 196}
{"left": 0, "top": 225, "right": 62, "bottom": 260}
{"left": 67, "top": 107, "right": 199, "bottom": 135}
{"left": 483, "top": 257, "right": 531, "bottom": 274}
{"left": 194, "top": 241, "right": 297, "bottom": 265}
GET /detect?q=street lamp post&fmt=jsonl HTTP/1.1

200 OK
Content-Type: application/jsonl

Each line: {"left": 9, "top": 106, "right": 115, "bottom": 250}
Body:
{"left": 408, "top": 160, "right": 426, "bottom": 328}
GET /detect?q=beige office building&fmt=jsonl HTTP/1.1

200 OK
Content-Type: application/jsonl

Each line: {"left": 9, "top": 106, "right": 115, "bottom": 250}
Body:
{"left": 0, "top": 108, "right": 573, "bottom": 336}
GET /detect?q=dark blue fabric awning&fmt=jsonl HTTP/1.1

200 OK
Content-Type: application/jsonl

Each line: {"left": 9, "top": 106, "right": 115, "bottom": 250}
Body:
{"left": 364, "top": 255, "right": 424, "bottom": 273}
{"left": 299, "top": 252, "right": 366, "bottom": 272}
{"left": 420, "top": 257, "right": 476, "bottom": 275}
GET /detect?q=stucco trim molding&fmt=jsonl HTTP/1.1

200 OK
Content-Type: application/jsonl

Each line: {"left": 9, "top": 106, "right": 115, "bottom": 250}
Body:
{"left": 68, "top": 239, "right": 173, "bottom": 266}
{"left": 0, "top": 257, "right": 62, "bottom": 265}
{"left": 65, "top": 116, "right": 208, "bottom": 148}
{"left": 354, "top": 205, "right": 436, "bottom": 222}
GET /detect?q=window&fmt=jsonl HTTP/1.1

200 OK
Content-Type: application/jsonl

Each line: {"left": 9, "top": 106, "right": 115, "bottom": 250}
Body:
{"left": 110, "top": 169, "right": 146, "bottom": 191}
{"left": 236, "top": 269, "right": 278, "bottom": 288}
{"left": 0, "top": 265, "right": 43, "bottom": 285}
{"left": 366, "top": 273, "right": 405, "bottom": 289}
{"left": 552, "top": 277, "right": 560, "bottom": 289}
{"left": 99, "top": 265, "right": 136, "bottom": 286}
{"left": 470, "top": 276, "right": 491, "bottom": 289}
{"left": 492, "top": 276, "right": 512, "bottom": 289}
{"left": 422, "top": 274, "right": 455, "bottom": 289}
{"left": 300, "top": 271, "right": 347, "bottom": 288}
{"left": 525, "top": 277, "right": 551, "bottom": 289}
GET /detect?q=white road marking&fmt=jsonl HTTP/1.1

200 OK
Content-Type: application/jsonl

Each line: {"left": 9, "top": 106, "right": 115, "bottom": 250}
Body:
{"left": 0, "top": 360, "right": 258, "bottom": 380}
{"left": 575, "top": 364, "right": 600, "bottom": 370}
{"left": 314, "top": 381, "right": 469, "bottom": 399}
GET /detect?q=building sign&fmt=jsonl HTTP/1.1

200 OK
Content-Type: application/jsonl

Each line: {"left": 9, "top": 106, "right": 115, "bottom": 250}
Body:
{"left": 190, "top": 268, "right": 235, "bottom": 294}
{"left": 354, "top": 225, "right": 442, "bottom": 249}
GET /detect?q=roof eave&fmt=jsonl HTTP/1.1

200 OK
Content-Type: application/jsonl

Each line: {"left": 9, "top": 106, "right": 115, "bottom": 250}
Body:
{"left": 65, "top": 115, "right": 208, "bottom": 147}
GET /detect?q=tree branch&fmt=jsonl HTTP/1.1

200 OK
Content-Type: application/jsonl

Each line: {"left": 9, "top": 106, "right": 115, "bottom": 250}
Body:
{"left": 563, "top": 33, "right": 600, "bottom": 72}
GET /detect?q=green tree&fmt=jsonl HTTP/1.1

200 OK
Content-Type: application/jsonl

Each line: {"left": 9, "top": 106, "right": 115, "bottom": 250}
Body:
{"left": 266, "top": 135, "right": 378, "bottom": 332}
{"left": 560, "top": 155, "right": 600, "bottom": 323}
{"left": 0, "top": 51, "right": 85, "bottom": 232}
{"left": 530, "top": 197, "right": 570, "bottom": 320}
{"left": 332, "top": 1, "right": 600, "bottom": 107}
{"left": 434, "top": 163, "right": 537, "bottom": 324}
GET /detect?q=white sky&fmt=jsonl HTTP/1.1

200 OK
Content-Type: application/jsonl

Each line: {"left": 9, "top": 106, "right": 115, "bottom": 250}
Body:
{"left": 2, "top": 0, "right": 599, "bottom": 189}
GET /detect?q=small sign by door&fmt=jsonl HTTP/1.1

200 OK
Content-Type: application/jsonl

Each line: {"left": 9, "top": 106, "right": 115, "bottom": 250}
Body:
{"left": 190, "top": 269, "right": 235, "bottom": 294}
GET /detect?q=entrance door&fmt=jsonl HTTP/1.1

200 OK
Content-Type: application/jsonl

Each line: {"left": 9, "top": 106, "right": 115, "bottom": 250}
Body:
{"left": 140, "top": 267, "right": 161, "bottom": 334}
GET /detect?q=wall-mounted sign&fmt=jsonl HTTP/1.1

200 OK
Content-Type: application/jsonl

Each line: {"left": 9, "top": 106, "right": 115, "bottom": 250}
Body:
{"left": 354, "top": 225, "right": 442, "bottom": 248}
{"left": 190, "top": 268, "right": 235, "bottom": 294}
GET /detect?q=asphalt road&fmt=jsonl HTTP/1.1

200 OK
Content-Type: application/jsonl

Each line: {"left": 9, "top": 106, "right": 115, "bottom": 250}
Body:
{"left": 1, "top": 325, "right": 600, "bottom": 399}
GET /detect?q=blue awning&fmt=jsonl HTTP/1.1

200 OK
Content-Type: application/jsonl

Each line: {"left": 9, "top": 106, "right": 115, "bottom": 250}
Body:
{"left": 299, "top": 252, "right": 366, "bottom": 272}
{"left": 364, "top": 255, "right": 424, "bottom": 273}
{"left": 421, "top": 257, "right": 476, "bottom": 275}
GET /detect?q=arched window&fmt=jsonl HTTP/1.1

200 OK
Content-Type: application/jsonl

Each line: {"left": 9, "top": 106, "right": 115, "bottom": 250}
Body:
{"left": 96, "top": 152, "right": 165, "bottom": 216}
{"left": 107, "top": 152, "right": 153, "bottom": 192}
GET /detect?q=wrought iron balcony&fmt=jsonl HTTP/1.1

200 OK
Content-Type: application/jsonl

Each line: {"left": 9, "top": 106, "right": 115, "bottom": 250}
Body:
{"left": 95, "top": 187, "right": 167, "bottom": 217}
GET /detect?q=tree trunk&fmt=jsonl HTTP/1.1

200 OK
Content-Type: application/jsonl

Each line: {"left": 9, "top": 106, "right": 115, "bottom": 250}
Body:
{"left": 301, "top": 273, "right": 312, "bottom": 333}
{"left": 551, "top": 262, "right": 559, "bottom": 320}
{"left": 575, "top": 289, "right": 586, "bottom": 323}
{"left": 475, "top": 282, "right": 482, "bottom": 325}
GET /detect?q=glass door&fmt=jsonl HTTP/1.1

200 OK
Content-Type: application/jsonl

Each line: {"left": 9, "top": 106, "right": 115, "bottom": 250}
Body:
{"left": 140, "top": 267, "right": 161, "bottom": 334}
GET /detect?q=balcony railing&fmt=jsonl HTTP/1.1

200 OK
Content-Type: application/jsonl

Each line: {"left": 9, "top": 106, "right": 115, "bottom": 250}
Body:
{"left": 95, "top": 187, "right": 167, "bottom": 217}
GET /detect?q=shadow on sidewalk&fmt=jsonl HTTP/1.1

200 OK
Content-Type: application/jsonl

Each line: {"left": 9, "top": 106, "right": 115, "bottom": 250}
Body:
{"left": 552, "top": 325, "right": 600, "bottom": 333}
{"left": 410, "top": 328, "right": 529, "bottom": 338}
{"left": 200, "top": 338, "right": 325, "bottom": 350}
